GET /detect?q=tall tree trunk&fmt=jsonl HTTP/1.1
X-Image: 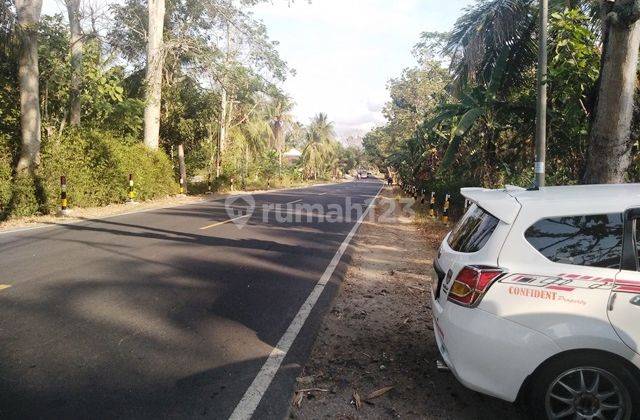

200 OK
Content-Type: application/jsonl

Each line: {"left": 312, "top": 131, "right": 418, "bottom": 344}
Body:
{"left": 484, "top": 127, "right": 498, "bottom": 187}
{"left": 15, "top": 0, "right": 43, "bottom": 175}
{"left": 584, "top": 0, "right": 640, "bottom": 184}
{"left": 143, "top": 0, "right": 165, "bottom": 150}
{"left": 274, "top": 117, "right": 283, "bottom": 171}
{"left": 216, "top": 22, "right": 232, "bottom": 178}
{"left": 66, "top": 0, "right": 82, "bottom": 126}
{"left": 178, "top": 143, "right": 187, "bottom": 195}
{"left": 216, "top": 86, "right": 227, "bottom": 177}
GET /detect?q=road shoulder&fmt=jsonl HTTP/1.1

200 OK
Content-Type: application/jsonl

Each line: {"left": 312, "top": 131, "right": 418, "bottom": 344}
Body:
{"left": 289, "top": 187, "right": 523, "bottom": 419}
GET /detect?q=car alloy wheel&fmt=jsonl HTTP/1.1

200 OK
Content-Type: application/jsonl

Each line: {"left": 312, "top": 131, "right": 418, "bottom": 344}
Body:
{"left": 545, "top": 367, "right": 631, "bottom": 420}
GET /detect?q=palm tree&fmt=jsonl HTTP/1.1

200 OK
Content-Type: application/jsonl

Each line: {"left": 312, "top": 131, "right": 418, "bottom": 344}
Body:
{"left": 427, "top": 52, "right": 532, "bottom": 184}
{"left": 301, "top": 113, "right": 335, "bottom": 179}
{"left": 447, "top": 0, "right": 640, "bottom": 184}
{"left": 445, "top": 0, "right": 590, "bottom": 89}
{"left": 265, "top": 95, "right": 294, "bottom": 165}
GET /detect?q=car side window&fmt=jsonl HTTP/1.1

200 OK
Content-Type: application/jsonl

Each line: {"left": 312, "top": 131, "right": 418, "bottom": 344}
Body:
{"left": 525, "top": 214, "right": 623, "bottom": 269}
{"left": 448, "top": 205, "right": 500, "bottom": 253}
{"left": 636, "top": 220, "right": 640, "bottom": 270}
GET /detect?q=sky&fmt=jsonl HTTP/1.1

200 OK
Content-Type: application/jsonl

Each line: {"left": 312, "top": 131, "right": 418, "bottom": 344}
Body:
{"left": 251, "top": 0, "right": 474, "bottom": 141}
{"left": 43, "top": 0, "right": 475, "bottom": 142}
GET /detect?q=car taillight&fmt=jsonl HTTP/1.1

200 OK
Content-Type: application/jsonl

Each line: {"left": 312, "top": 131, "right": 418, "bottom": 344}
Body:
{"left": 448, "top": 266, "right": 503, "bottom": 307}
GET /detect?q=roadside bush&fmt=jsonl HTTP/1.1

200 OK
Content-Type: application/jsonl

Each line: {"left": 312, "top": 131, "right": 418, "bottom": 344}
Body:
{"left": 2, "top": 129, "right": 178, "bottom": 219}
{"left": 5, "top": 173, "right": 46, "bottom": 217}
{"left": 0, "top": 134, "right": 12, "bottom": 213}
{"left": 110, "top": 140, "right": 179, "bottom": 201}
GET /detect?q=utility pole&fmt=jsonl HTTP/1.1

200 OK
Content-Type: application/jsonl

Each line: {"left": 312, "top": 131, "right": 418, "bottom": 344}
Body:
{"left": 534, "top": 0, "right": 548, "bottom": 188}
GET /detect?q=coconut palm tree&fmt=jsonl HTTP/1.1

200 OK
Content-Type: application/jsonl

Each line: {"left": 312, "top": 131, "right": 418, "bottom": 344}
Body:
{"left": 265, "top": 95, "right": 295, "bottom": 164}
{"left": 445, "top": 0, "right": 593, "bottom": 89}
{"left": 301, "top": 113, "right": 335, "bottom": 179}
{"left": 447, "top": 0, "right": 640, "bottom": 184}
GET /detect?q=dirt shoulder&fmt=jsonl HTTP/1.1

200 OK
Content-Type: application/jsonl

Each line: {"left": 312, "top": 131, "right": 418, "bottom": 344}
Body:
{"left": 290, "top": 187, "right": 524, "bottom": 419}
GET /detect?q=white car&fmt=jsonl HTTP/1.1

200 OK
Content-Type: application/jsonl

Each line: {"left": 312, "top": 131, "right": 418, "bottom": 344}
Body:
{"left": 432, "top": 184, "right": 640, "bottom": 420}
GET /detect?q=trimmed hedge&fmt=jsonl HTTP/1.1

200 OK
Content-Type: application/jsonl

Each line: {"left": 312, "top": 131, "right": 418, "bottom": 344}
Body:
{"left": 1, "top": 129, "right": 179, "bottom": 219}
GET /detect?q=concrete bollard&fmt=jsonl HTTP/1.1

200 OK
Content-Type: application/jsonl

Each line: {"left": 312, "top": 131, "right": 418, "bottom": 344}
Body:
{"left": 128, "top": 174, "right": 135, "bottom": 202}
{"left": 59, "top": 176, "right": 70, "bottom": 216}
{"left": 443, "top": 194, "right": 451, "bottom": 224}
{"left": 429, "top": 192, "right": 436, "bottom": 218}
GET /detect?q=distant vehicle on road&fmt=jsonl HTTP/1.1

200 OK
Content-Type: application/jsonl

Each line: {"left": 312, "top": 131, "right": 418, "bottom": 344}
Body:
{"left": 432, "top": 184, "right": 640, "bottom": 419}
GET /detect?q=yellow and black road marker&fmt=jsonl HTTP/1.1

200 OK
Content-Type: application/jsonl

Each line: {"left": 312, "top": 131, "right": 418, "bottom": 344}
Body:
{"left": 60, "top": 176, "right": 68, "bottom": 211}
{"left": 128, "top": 174, "right": 135, "bottom": 202}
{"left": 443, "top": 193, "right": 451, "bottom": 224}
{"left": 429, "top": 192, "right": 436, "bottom": 218}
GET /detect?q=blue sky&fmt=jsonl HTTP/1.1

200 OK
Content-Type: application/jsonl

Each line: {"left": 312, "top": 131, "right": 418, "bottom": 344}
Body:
{"left": 43, "top": 0, "right": 474, "bottom": 141}
{"left": 252, "top": 0, "right": 474, "bottom": 140}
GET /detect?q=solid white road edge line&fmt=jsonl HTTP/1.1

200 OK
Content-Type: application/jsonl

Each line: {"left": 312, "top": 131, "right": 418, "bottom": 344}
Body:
{"left": 229, "top": 184, "right": 383, "bottom": 420}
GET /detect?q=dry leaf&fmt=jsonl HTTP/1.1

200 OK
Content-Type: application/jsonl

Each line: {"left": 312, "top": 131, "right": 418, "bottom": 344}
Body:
{"left": 296, "top": 375, "right": 314, "bottom": 385}
{"left": 365, "top": 386, "right": 394, "bottom": 401}
{"left": 352, "top": 390, "right": 362, "bottom": 410}
{"left": 296, "top": 387, "right": 329, "bottom": 393}
{"left": 293, "top": 391, "right": 304, "bottom": 408}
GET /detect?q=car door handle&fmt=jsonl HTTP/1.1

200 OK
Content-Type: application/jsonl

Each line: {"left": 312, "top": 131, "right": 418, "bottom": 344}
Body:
{"left": 608, "top": 293, "right": 617, "bottom": 311}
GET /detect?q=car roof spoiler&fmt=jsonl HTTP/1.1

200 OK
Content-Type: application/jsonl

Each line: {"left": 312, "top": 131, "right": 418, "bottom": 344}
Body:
{"left": 460, "top": 187, "right": 523, "bottom": 224}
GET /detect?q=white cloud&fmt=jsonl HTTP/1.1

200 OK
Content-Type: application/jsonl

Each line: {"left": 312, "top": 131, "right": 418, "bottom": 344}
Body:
{"left": 253, "top": 0, "right": 473, "bottom": 141}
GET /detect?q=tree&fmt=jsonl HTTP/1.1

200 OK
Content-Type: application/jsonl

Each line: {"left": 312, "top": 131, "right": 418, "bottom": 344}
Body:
{"left": 15, "top": 0, "right": 43, "bottom": 174}
{"left": 266, "top": 94, "right": 294, "bottom": 158}
{"left": 143, "top": 0, "right": 165, "bottom": 150}
{"left": 302, "top": 113, "right": 335, "bottom": 179}
{"left": 66, "top": 0, "right": 83, "bottom": 126}
{"left": 583, "top": 0, "right": 640, "bottom": 183}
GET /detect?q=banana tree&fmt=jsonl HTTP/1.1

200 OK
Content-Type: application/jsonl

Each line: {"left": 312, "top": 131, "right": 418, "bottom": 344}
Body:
{"left": 427, "top": 52, "right": 532, "bottom": 185}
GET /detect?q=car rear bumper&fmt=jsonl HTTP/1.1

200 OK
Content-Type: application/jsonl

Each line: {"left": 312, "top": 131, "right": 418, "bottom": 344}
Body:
{"left": 431, "top": 292, "right": 560, "bottom": 402}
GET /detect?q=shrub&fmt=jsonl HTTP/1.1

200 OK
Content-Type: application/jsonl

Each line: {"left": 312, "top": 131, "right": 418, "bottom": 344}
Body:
{"left": 0, "top": 134, "right": 11, "bottom": 213}
{"left": 5, "top": 173, "right": 46, "bottom": 217}
{"left": 110, "top": 140, "right": 179, "bottom": 201}
{"left": 2, "top": 129, "right": 178, "bottom": 219}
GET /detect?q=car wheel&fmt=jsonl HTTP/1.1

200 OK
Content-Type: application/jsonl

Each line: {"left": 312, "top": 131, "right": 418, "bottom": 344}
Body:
{"left": 529, "top": 353, "right": 640, "bottom": 420}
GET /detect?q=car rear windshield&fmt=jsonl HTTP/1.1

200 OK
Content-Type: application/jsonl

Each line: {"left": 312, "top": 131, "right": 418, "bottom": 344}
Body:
{"left": 447, "top": 205, "right": 500, "bottom": 253}
{"left": 525, "top": 214, "right": 623, "bottom": 269}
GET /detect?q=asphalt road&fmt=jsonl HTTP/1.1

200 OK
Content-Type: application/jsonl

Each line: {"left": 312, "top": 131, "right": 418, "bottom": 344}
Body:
{"left": 0, "top": 180, "right": 382, "bottom": 419}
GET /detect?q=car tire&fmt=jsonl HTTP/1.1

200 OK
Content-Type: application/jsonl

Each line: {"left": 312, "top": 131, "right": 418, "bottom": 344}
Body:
{"left": 529, "top": 352, "right": 640, "bottom": 420}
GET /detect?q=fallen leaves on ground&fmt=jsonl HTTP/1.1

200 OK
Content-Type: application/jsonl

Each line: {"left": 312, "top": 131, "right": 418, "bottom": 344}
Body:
{"left": 364, "top": 385, "right": 395, "bottom": 402}
{"left": 351, "top": 390, "right": 362, "bottom": 410}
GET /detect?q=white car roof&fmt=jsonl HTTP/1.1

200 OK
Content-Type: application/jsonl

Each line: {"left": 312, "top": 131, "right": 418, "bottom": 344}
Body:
{"left": 463, "top": 184, "right": 640, "bottom": 223}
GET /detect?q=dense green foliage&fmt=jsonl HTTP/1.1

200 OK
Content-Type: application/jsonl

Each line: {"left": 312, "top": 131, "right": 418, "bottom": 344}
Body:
{"left": 364, "top": 2, "right": 640, "bottom": 197}
{"left": 2, "top": 130, "right": 178, "bottom": 217}
{"left": 1, "top": 0, "right": 360, "bottom": 220}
